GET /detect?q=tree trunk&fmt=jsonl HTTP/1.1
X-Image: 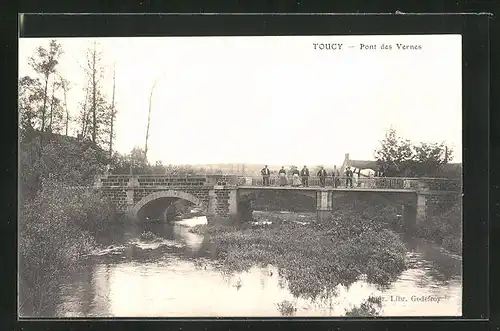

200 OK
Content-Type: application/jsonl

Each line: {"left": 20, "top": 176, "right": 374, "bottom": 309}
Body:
{"left": 109, "top": 66, "right": 116, "bottom": 158}
{"left": 41, "top": 74, "right": 49, "bottom": 132}
{"left": 48, "top": 80, "right": 57, "bottom": 133}
{"left": 91, "top": 42, "right": 97, "bottom": 143}
{"left": 145, "top": 79, "right": 158, "bottom": 158}
{"left": 61, "top": 79, "right": 69, "bottom": 136}
{"left": 81, "top": 82, "right": 90, "bottom": 138}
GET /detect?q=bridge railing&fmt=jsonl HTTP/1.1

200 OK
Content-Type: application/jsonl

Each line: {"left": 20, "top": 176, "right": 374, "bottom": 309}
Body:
{"left": 94, "top": 174, "right": 461, "bottom": 191}
{"left": 238, "top": 175, "right": 461, "bottom": 191}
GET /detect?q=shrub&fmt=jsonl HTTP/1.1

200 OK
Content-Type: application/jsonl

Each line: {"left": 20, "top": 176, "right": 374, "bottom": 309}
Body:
{"left": 345, "top": 297, "right": 382, "bottom": 317}
{"left": 19, "top": 180, "right": 115, "bottom": 316}
{"left": 415, "top": 202, "right": 462, "bottom": 254}
{"left": 200, "top": 212, "right": 407, "bottom": 301}
{"left": 275, "top": 300, "right": 297, "bottom": 316}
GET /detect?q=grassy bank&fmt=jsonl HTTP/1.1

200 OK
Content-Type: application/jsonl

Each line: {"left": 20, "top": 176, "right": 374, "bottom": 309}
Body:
{"left": 415, "top": 202, "right": 462, "bottom": 254}
{"left": 190, "top": 209, "right": 407, "bottom": 303}
{"left": 19, "top": 180, "right": 115, "bottom": 316}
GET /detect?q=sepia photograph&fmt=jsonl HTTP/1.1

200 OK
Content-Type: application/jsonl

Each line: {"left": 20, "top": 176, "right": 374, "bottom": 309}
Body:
{"left": 18, "top": 34, "right": 462, "bottom": 318}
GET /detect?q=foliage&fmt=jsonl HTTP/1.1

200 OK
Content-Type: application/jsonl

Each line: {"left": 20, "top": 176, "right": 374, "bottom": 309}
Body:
{"left": 79, "top": 41, "right": 113, "bottom": 149}
{"left": 345, "top": 297, "right": 382, "bottom": 317}
{"left": 196, "top": 210, "right": 407, "bottom": 301}
{"left": 19, "top": 180, "right": 115, "bottom": 316}
{"left": 19, "top": 40, "right": 66, "bottom": 134}
{"left": 19, "top": 129, "right": 108, "bottom": 201}
{"left": 374, "top": 128, "right": 453, "bottom": 177}
{"left": 275, "top": 300, "right": 297, "bottom": 316}
{"left": 108, "top": 147, "right": 210, "bottom": 176}
{"left": 416, "top": 202, "right": 462, "bottom": 254}
{"left": 18, "top": 39, "right": 118, "bottom": 316}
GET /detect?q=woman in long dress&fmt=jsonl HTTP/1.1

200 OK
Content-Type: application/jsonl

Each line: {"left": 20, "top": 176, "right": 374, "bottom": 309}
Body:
{"left": 278, "top": 166, "right": 287, "bottom": 186}
{"left": 291, "top": 167, "right": 301, "bottom": 187}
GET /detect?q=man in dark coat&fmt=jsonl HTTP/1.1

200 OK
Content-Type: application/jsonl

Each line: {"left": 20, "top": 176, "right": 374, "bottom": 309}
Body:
{"left": 345, "top": 166, "right": 354, "bottom": 188}
{"left": 300, "top": 165, "right": 310, "bottom": 187}
{"left": 261, "top": 165, "right": 270, "bottom": 186}
{"left": 317, "top": 166, "right": 327, "bottom": 187}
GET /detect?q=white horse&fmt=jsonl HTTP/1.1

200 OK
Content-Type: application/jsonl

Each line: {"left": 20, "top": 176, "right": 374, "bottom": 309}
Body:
{"left": 351, "top": 168, "right": 376, "bottom": 188}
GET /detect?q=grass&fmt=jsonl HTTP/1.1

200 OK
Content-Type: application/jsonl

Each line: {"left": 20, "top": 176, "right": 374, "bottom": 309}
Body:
{"left": 275, "top": 300, "right": 297, "bottom": 316}
{"left": 19, "top": 180, "right": 115, "bottom": 316}
{"left": 416, "top": 202, "right": 462, "bottom": 254}
{"left": 190, "top": 210, "right": 407, "bottom": 301}
{"left": 345, "top": 296, "right": 383, "bottom": 317}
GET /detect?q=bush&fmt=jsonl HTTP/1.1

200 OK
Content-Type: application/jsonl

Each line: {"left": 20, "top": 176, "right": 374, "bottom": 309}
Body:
{"left": 345, "top": 297, "right": 382, "bottom": 317}
{"left": 19, "top": 180, "right": 115, "bottom": 316}
{"left": 198, "top": 211, "right": 407, "bottom": 301}
{"left": 415, "top": 202, "right": 462, "bottom": 254}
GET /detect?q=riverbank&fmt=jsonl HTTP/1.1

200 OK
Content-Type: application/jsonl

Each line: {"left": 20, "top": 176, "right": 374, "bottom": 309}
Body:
{"left": 19, "top": 180, "right": 115, "bottom": 316}
{"left": 415, "top": 203, "right": 462, "bottom": 254}
{"left": 190, "top": 210, "right": 407, "bottom": 303}
{"left": 251, "top": 191, "right": 462, "bottom": 255}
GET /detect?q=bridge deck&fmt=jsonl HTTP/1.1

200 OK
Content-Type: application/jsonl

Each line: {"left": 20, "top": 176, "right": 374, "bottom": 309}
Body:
{"left": 237, "top": 185, "right": 416, "bottom": 194}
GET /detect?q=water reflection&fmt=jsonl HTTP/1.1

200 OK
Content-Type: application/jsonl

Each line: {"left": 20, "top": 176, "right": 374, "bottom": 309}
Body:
{"left": 54, "top": 217, "right": 462, "bottom": 317}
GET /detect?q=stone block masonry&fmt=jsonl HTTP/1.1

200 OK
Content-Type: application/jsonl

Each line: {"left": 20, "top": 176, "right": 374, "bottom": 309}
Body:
{"left": 94, "top": 175, "right": 461, "bottom": 228}
{"left": 207, "top": 187, "right": 240, "bottom": 225}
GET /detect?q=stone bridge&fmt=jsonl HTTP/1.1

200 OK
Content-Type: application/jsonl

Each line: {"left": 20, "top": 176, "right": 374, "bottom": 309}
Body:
{"left": 93, "top": 174, "right": 461, "bottom": 231}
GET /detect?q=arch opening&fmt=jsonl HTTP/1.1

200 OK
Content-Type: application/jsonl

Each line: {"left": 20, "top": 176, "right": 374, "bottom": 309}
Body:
{"left": 131, "top": 190, "right": 207, "bottom": 222}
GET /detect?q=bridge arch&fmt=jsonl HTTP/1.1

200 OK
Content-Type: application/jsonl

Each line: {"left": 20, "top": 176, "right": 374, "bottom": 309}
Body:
{"left": 130, "top": 190, "right": 207, "bottom": 220}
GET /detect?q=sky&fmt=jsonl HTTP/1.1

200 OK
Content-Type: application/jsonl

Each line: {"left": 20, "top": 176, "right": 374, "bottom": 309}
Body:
{"left": 18, "top": 35, "right": 462, "bottom": 166}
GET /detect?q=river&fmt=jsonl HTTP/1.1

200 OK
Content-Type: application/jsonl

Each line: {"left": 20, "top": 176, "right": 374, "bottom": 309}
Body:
{"left": 52, "top": 215, "right": 462, "bottom": 317}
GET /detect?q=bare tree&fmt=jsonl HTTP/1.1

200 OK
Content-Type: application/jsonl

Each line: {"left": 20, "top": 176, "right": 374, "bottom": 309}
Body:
{"left": 47, "top": 79, "right": 61, "bottom": 132}
{"left": 58, "top": 75, "right": 71, "bottom": 136}
{"left": 144, "top": 78, "right": 158, "bottom": 158}
{"left": 109, "top": 65, "right": 116, "bottom": 158}
{"left": 80, "top": 40, "right": 111, "bottom": 149}
{"left": 91, "top": 41, "right": 97, "bottom": 143}
{"left": 79, "top": 81, "right": 90, "bottom": 139}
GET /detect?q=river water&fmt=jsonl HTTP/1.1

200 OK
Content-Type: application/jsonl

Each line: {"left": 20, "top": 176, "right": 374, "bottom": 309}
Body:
{"left": 53, "top": 215, "right": 462, "bottom": 317}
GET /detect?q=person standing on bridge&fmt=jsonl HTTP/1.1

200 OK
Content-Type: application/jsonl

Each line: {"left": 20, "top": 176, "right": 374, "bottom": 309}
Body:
{"left": 333, "top": 166, "right": 340, "bottom": 188}
{"left": 301, "top": 165, "right": 310, "bottom": 187}
{"left": 291, "top": 167, "right": 301, "bottom": 187}
{"left": 345, "top": 166, "right": 354, "bottom": 188}
{"left": 261, "top": 165, "right": 271, "bottom": 186}
{"left": 317, "top": 166, "right": 327, "bottom": 187}
{"left": 278, "top": 166, "right": 287, "bottom": 186}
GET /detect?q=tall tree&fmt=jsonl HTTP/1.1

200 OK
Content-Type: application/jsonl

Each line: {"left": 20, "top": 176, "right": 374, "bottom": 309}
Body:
{"left": 373, "top": 128, "right": 414, "bottom": 176}
{"left": 109, "top": 66, "right": 116, "bottom": 158}
{"left": 47, "top": 79, "right": 62, "bottom": 133}
{"left": 374, "top": 128, "right": 453, "bottom": 177}
{"left": 81, "top": 40, "right": 111, "bottom": 149}
{"left": 27, "top": 40, "right": 63, "bottom": 133}
{"left": 78, "top": 81, "right": 91, "bottom": 139}
{"left": 58, "top": 75, "right": 71, "bottom": 136}
{"left": 91, "top": 42, "right": 97, "bottom": 143}
{"left": 18, "top": 76, "right": 44, "bottom": 131}
{"left": 145, "top": 78, "right": 158, "bottom": 158}
{"left": 411, "top": 142, "right": 453, "bottom": 176}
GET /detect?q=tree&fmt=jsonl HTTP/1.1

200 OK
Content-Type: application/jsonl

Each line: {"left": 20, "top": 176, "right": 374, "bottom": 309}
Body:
{"left": 47, "top": 79, "right": 64, "bottom": 133}
{"left": 109, "top": 66, "right": 117, "bottom": 158}
{"left": 145, "top": 78, "right": 159, "bottom": 158}
{"left": 18, "top": 76, "right": 44, "bottom": 131}
{"left": 57, "top": 75, "right": 71, "bottom": 136}
{"left": 27, "top": 40, "right": 64, "bottom": 133}
{"left": 374, "top": 128, "right": 453, "bottom": 177}
{"left": 411, "top": 142, "right": 453, "bottom": 176}
{"left": 109, "top": 147, "right": 150, "bottom": 175}
{"left": 79, "top": 41, "right": 112, "bottom": 150}
{"left": 373, "top": 128, "right": 414, "bottom": 177}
